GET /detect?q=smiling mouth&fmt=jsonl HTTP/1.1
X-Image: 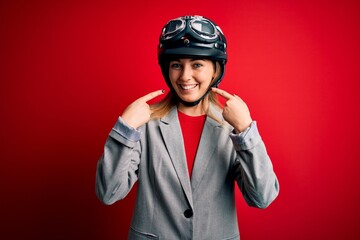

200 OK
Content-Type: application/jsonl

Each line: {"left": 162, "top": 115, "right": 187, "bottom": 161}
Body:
{"left": 179, "top": 84, "right": 198, "bottom": 90}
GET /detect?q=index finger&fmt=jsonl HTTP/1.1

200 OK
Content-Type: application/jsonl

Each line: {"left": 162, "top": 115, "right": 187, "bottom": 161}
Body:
{"left": 211, "top": 87, "right": 234, "bottom": 100}
{"left": 140, "top": 89, "right": 165, "bottom": 102}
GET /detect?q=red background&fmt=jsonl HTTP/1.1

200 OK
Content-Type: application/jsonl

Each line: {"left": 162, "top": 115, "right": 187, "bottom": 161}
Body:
{"left": 1, "top": 0, "right": 360, "bottom": 239}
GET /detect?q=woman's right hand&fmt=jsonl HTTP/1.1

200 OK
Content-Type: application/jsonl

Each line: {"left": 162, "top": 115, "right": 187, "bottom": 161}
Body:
{"left": 121, "top": 90, "right": 165, "bottom": 129}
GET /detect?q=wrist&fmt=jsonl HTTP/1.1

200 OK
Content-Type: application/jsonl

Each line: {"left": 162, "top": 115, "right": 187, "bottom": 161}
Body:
{"left": 234, "top": 121, "right": 252, "bottom": 134}
{"left": 234, "top": 120, "right": 252, "bottom": 134}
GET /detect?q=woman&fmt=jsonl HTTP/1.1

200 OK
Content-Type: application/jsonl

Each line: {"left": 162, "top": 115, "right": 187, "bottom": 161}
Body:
{"left": 96, "top": 15, "right": 279, "bottom": 239}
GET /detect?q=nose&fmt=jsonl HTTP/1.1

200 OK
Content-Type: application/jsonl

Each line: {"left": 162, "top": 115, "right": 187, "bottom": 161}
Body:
{"left": 179, "top": 64, "right": 193, "bottom": 82}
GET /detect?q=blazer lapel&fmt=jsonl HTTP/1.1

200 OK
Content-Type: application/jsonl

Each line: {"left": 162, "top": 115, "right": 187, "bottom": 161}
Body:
{"left": 159, "top": 107, "right": 193, "bottom": 208}
{"left": 191, "top": 106, "right": 224, "bottom": 192}
{"left": 191, "top": 117, "right": 221, "bottom": 192}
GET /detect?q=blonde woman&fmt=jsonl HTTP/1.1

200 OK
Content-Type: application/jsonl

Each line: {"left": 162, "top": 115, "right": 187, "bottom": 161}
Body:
{"left": 96, "top": 15, "right": 279, "bottom": 239}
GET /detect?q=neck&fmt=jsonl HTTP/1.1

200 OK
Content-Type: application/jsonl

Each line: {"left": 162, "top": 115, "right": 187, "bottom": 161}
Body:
{"left": 178, "top": 99, "right": 208, "bottom": 116}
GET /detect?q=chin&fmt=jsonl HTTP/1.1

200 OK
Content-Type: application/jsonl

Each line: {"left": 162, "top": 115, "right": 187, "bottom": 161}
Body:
{"left": 174, "top": 88, "right": 207, "bottom": 103}
{"left": 178, "top": 95, "right": 202, "bottom": 103}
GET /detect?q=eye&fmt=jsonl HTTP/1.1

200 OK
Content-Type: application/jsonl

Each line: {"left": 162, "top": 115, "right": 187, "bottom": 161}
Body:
{"left": 193, "top": 63, "right": 203, "bottom": 68}
{"left": 170, "top": 62, "right": 182, "bottom": 69}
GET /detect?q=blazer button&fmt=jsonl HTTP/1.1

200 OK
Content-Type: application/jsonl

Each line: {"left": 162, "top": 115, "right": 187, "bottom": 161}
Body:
{"left": 184, "top": 209, "right": 193, "bottom": 218}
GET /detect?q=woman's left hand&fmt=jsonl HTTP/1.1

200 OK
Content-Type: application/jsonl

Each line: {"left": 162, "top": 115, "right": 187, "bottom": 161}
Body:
{"left": 211, "top": 87, "right": 253, "bottom": 133}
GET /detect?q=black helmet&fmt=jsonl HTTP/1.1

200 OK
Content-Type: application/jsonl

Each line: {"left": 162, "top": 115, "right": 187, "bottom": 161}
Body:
{"left": 157, "top": 15, "right": 228, "bottom": 106}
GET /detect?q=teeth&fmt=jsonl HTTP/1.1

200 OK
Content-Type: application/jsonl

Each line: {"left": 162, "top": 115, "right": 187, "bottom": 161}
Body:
{"left": 181, "top": 84, "right": 197, "bottom": 90}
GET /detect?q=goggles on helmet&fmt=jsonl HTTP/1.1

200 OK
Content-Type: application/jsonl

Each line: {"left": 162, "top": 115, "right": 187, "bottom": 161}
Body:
{"left": 161, "top": 16, "right": 223, "bottom": 43}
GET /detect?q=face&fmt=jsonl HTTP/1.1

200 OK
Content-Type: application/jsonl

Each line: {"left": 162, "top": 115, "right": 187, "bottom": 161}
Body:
{"left": 168, "top": 58, "right": 215, "bottom": 103}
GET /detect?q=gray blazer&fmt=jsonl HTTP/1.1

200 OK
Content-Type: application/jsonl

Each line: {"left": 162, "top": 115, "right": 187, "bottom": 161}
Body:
{"left": 96, "top": 106, "right": 279, "bottom": 240}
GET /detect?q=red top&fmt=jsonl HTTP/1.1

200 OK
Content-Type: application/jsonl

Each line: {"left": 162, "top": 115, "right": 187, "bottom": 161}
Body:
{"left": 178, "top": 110, "right": 206, "bottom": 179}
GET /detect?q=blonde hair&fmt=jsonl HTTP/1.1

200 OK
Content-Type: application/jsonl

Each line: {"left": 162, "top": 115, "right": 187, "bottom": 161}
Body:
{"left": 150, "top": 61, "right": 223, "bottom": 123}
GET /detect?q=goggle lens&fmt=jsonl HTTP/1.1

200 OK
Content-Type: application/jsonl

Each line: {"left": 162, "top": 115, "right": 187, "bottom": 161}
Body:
{"left": 162, "top": 20, "right": 185, "bottom": 39}
{"left": 165, "top": 20, "right": 184, "bottom": 33}
{"left": 191, "top": 20, "right": 215, "bottom": 35}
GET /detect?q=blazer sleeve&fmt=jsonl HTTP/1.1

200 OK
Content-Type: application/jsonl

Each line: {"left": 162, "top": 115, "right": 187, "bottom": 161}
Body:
{"left": 95, "top": 117, "right": 142, "bottom": 205}
{"left": 229, "top": 121, "right": 280, "bottom": 209}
